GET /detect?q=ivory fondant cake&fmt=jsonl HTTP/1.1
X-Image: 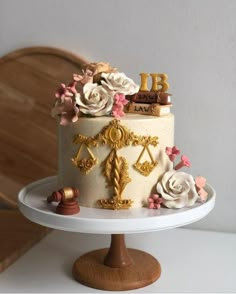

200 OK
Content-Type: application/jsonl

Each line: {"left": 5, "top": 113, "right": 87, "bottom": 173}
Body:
{"left": 58, "top": 114, "right": 174, "bottom": 208}
{"left": 52, "top": 61, "right": 208, "bottom": 211}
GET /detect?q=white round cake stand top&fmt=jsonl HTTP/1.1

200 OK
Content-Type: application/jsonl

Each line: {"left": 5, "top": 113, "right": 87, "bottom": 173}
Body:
{"left": 18, "top": 176, "right": 215, "bottom": 234}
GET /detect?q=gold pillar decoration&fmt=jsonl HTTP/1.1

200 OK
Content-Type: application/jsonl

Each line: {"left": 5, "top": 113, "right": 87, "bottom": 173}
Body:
{"left": 72, "top": 120, "right": 159, "bottom": 210}
{"left": 99, "top": 120, "right": 133, "bottom": 209}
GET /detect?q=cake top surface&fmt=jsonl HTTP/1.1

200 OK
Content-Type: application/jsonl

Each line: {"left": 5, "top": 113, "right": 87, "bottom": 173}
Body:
{"left": 51, "top": 61, "right": 172, "bottom": 125}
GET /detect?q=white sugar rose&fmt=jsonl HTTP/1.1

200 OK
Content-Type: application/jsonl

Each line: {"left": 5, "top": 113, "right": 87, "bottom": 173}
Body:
{"left": 75, "top": 83, "right": 114, "bottom": 116}
{"left": 156, "top": 170, "right": 198, "bottom": 209}
{"left": 101, "top": 72, "right": 139, "bottom": 95}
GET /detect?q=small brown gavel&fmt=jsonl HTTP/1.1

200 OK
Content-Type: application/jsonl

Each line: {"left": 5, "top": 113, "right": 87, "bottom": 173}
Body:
{"left": 47, "top": 188, "right": 79, "bottom": 203}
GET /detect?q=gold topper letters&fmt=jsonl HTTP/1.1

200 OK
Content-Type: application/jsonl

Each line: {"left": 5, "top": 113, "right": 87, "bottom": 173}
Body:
{"left": 139, "top": 73, "right": 169, "bottom": 92}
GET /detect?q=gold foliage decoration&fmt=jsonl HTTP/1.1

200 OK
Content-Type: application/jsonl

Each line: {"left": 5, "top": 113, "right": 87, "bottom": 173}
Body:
{"left": 103, "top": 150, "right": 115, "bottom": 185}
{"left": 103, "top": 151, "right": 131, "bottom": 195}
{"left": 132, "top": 135, "right": 159, "bottom": 147}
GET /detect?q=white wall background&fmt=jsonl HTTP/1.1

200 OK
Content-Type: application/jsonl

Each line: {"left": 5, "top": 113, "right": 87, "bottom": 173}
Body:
{"left": 1, "top": 0, "right": 235, "bottom": 232}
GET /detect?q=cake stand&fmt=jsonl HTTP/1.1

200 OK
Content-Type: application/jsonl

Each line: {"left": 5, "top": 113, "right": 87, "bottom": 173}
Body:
{"left": 18, "top": 176, "right": 215, "bottom": 291}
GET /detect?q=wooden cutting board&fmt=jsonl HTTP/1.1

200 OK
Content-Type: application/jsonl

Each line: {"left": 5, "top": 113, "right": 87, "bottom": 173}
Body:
{"left": 0, "top": 46, "right": 88, "bottom": 207}
{"left": 0, "top": 46, "right": 88, "bottom": 271}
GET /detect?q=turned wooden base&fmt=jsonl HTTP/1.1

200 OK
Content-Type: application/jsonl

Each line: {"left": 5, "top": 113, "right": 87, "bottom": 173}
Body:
{"left": 72, "top": 234, "right": 161, "bottom": 291}
{"left": 56, "top": 200, "right": 80, "bottom": 215}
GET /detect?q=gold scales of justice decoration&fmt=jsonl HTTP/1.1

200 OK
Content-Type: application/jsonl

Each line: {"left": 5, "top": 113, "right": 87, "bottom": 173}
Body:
{"left": 71, "top": 120, "right": 158, "bottom": 210}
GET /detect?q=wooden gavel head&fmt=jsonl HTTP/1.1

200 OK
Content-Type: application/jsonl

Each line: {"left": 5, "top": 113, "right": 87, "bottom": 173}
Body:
{"left": 47, "top": 187, "right": 79, "bottom": 203}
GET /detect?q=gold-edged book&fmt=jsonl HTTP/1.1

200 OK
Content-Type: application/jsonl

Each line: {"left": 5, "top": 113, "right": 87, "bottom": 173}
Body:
{"left": 124, "top": 103, "right": 172, "bottom": 117}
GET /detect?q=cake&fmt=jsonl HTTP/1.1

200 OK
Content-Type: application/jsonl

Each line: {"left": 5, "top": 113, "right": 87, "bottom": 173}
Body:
{"left": 51, "top": 61, "right": 208, "bottom": 211}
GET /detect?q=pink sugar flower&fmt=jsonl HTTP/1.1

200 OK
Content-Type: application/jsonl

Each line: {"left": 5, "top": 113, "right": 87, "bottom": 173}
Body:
{"left": 195, "top": 176, "right": 208, "bottom": 202}
{"left": 114, "top": 93, "right": 129, "bottom": 105}
{"left": 165, "top": 146, "right": 180, "bottom": 162}
{"left": 112, "top": 93, "right": 129, "bottom": 118}
{"left": 112, "top": 104, "right": 125, "bottom": 118}
{"left": 67, "top": 81, "right": 78, "bottom": 94}
{"left": 174, "top": 155, "right": 191, "bottom": 170}
{"left": 197, "top": 189, "right": 208, "bottom": 203}
{"left": 51, "top": 97, "right": 79, "bottom": 125}
{"left": 55, "top": 83, "right": 72, "bottom": 99}
{"left": 148, "top": 194, "right": 163, "bottom": 209}
{"left": 195, "top": 176, "right": 206, "bottom": 189}
{"left": 73, "top": 68, "right": 94, "bottom": 85}
{"left": 55, "top": 82, "right": 77, "bottom": 101}
{"left": 73, "top": 73, "right": 83, "bottom": 82}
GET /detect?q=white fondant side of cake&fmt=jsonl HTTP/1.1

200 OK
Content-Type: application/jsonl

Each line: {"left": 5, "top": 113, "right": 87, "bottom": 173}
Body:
{"left": 58, "top": 114, "right": 174, "bottom": 208}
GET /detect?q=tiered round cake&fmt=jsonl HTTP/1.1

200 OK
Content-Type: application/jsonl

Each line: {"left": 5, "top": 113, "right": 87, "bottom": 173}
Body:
{"left": 52, "top": 61, "right": 208, "bottom": 211}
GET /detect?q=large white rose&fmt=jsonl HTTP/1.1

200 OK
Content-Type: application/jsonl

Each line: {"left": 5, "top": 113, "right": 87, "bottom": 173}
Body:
{"left": 156, "top": 170, "right": 198, "bottom": 209}
{"left": 101, "top": 72, "right": 139, "bottom": 95}
{"left": 75, "top": 83, "right": 114, "bottom": 116}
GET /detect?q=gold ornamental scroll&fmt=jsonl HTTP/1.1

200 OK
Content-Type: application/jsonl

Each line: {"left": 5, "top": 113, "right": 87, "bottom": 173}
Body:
{"left": 72, "top": 120, "right": 159, "bottom": 210}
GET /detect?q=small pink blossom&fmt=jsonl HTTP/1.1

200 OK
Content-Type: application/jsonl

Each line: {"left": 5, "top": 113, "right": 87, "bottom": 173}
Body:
{"left": 195, "top": 176, "right": 206, "bottom": 189}
{"left": 73, "top": 73, "right": 83, "bottom": 82}
{"left": 112, "top": 93, "right": 129, "bottom": 118}
{"left": 73, "top": 68, "right": 94, "bottom": 85}
{"left": 51, "top": 97, "right": 79, "bottom": 125}
{"left": 114, "top": 93, "right": 129, "bottom": 105}
{"left": 55, "top": 82, "right": 77, "bottom": 101}
{"left": 165, "top": 146, "right": 180, "bottom": 162}
{"left": 197, "top": 189, "right": 208, "bottom": 202}
{"left": 174, "top": 155, "right": 191, "bottom": 170}
{"left": 55, "top": 83, "right": 72, "bottom": 99}
{"left": 148, "top": 194, "right": 163, "bottom": 209}
{"left": 67, "top": 81, "right": 78, "bottom": 94}
{"left": 112, "top": 103, "right": 125, "bottom": 118}
{"left": 195, "top": 176, "right": 208, "bottom": 202}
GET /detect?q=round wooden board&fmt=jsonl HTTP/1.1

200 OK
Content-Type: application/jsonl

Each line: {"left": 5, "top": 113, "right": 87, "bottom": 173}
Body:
{"left": 72, "top": 248, "right": 161, "bottom": 291}
{"left": 0, "top": 47, "right": 88, "bottom": 208}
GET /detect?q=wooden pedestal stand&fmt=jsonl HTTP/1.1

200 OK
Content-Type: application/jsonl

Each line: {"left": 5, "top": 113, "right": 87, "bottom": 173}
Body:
{"left": 72, "top": 234, "right": 161, "bottom": 291}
